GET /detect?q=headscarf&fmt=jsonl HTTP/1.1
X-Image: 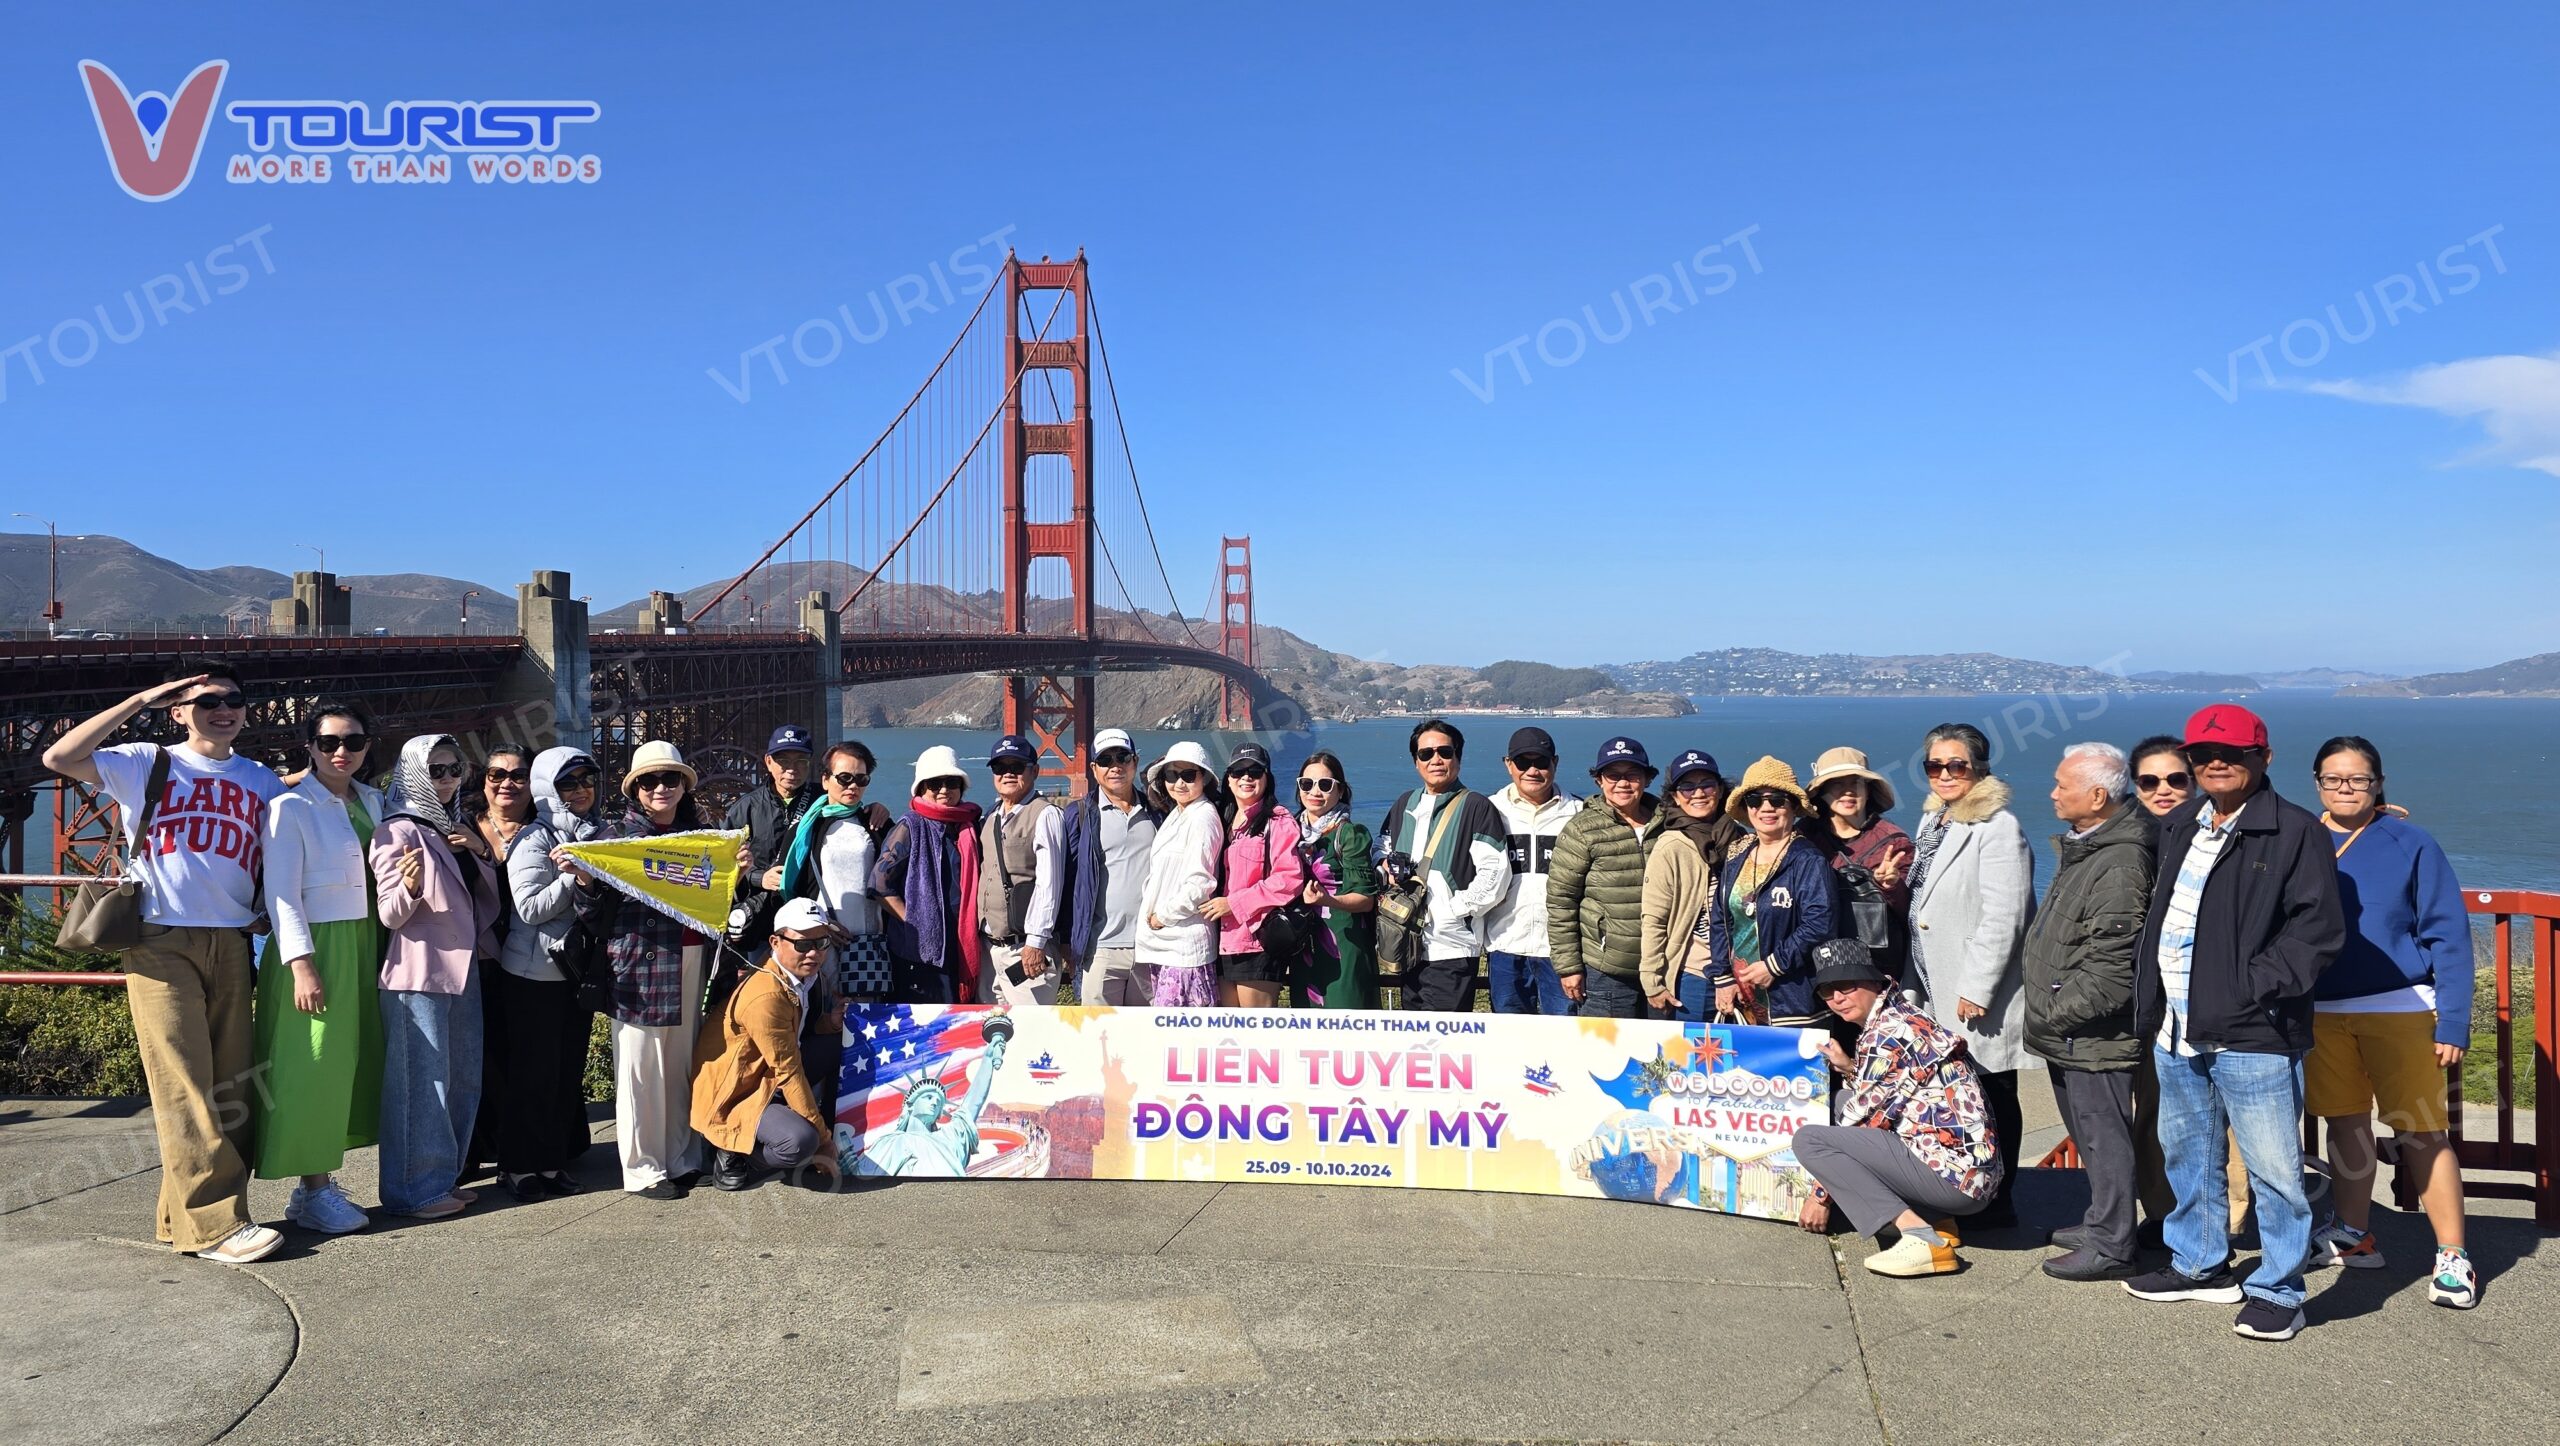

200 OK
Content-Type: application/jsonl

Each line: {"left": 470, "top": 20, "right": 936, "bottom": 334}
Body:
{"left": 526, "top": 746, "right": 602, "bottom": 852}
{"left": 382, "top": 733, "right": 463, "bottom": 836}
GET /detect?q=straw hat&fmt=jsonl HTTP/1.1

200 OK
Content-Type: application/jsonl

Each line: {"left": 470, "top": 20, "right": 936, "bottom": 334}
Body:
{"left": 1805, "top": 746, "right": 1897, "bottom": 813}
{"left": 911, "top": 744, "right": 968, "bottom": 795}
{"left": 1723, "top": 755, "right": 1813, "bottom": 823}
{"left": 621, "top": 739, "right": 697, "bottom": 793}
{"left": 1146, "top": 739, "right": 1215, "bottom": 788}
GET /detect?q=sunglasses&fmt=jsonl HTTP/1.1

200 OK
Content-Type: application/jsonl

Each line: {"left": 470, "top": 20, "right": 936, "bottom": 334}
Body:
{"left": 1922, "top": 759, "right": 1976, "bottom": 778}
{"left": 556, "top": 771, "right": 599, "bottom": 792}
{"left": 1297, "top": 776, "right": 1339, "bottom": 794}
{"left": 485, "top": 767, "right": 531, "bottom": 784}
{"left": 1160, "top": 767, "right": 1205, "bottom": 786}
{"left": 990, "top": 760, "right": 1032, "bottom": 777}
{"left": 2136, "top": 770, "right": 2192, "bottom": 792}
{"left": 631, "top": 772, "right": 687, "bottom": 792}
{"left": 1509, "top": 754, "right": 1555, "bottom": 771}
{"left": 773, "top": 932, "right": 834, "bottom": 951}
{"left": 313, "top": 734, "right": 370, "bottom": 753}
{"left": 1414, "top": 745, "right": 1458, "bottom": 763}
{"left": 426, "top": 762, "right": 470, "bottom": 781}
{"left": 1672, "top": 777, "right": 1722, "bottom": 797}
{"left": 1228, "top": 764, "right": 1268, "bottom": 782}
{"left": 830, "top": 770, "right": 872, "bottom": 789}
{"left": 2184, "top": 743, "right": 2264, "bottom": 768}
{"left": 1741, "top": 790, "right": 1795, "bottom": 811}
{"left": 183, "top": 691, "right": 248, "bottom": 711}
{"left": 1094, "top": 749, "right": 1134, "bottom": 767}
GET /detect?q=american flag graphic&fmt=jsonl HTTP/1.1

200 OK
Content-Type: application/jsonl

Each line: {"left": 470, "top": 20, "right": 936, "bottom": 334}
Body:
{"left": 836, "top": 1003, "right": 997, "bottom": 1135}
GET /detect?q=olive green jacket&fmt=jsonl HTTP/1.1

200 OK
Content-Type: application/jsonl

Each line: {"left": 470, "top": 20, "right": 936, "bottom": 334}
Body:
{"left": 1545, "top": 795, "right": 1669, "bottom": 980}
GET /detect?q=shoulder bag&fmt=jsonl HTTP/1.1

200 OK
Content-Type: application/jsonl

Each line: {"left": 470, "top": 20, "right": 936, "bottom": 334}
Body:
{"left": 57, "top": 747, "right": 172, "bottom": 953}
{"left": 1373, "top": 792, "right": 1465, "bottom": 975}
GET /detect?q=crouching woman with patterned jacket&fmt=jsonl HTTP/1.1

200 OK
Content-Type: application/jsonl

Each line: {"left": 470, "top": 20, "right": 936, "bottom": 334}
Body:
{"left": 1792, "top": 938, "right": 2004, "bottom": 1279}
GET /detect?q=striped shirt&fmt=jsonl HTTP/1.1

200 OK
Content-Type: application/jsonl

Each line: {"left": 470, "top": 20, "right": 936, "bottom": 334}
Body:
{"left": 2155, "top": 798, "right": 2246, "bottom": 1057}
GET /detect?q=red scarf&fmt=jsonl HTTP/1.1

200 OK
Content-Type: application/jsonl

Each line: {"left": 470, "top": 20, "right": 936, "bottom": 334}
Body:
{"left": 909, "top": 795, "right": 986, "bottom": 1000}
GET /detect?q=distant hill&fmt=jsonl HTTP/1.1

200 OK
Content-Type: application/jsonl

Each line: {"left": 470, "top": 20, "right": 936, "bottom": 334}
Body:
{"left": 1610, "top": 647, "right": 2178, "bottom": 697}
{"left": 2133, "top": 669, "right": 2262, "bottom": 692}
{"left": 2252, "top": 667, "right": 2404, "bottom": 690}
{"left": 0, "top": 532, "right": 516, "bottom": 635}
{"left": 2339, "top": 653, "right": 2560, "bottom": 699}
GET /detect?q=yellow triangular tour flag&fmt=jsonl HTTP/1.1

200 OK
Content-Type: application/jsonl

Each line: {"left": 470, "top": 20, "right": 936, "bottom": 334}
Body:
{"left": 559, "top": 829, "right": 745, "bottom": 935}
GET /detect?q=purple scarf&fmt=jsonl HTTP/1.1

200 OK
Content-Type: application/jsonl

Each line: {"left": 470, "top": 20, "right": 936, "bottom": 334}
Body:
{"left": 900, "top": 797, "right": 984, "bottom": 999}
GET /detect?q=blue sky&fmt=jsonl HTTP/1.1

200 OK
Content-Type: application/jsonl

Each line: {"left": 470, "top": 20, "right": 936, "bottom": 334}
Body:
{"left": 5, "top": 5, "right": 2556, "bottom": 675}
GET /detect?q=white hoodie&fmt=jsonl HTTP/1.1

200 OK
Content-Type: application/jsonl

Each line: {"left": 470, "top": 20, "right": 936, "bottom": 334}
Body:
{"left": 1137, "top": 798, "right": 1224, "bottom": 969}
{"left": 1483, "top": 783, "right": 1584, "bottom": 957}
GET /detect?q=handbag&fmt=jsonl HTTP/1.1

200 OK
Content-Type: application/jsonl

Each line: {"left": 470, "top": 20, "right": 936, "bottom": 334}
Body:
{"left": 1373, "top": 791, "right": 1465, "bottom": 973}
{"left": 1251, "top": 827, "right": 1319, "bottom": 962}
{"left": 838, "top": 932, "right": 895, "bottom": 997}
{"left": 1833, "top": 862, "right": 1893, "bottom": 954}
{"left": 551, "top": 884, "right": 618, "bottom": 1014}
{"left": 57, "top": 746, "right": 172, "bottom": 953}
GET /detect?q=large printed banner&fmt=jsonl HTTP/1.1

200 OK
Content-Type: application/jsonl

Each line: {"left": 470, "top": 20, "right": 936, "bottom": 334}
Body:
{"left": 558, "top": 828, "right": 744, "bottom": 935}
{"left": 833, "top": 1004, "right": 1831, "bottom": 1221}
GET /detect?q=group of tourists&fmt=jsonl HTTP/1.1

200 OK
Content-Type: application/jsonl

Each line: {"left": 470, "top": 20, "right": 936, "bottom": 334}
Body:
{"left": 45, "top": 666, "right": 2479, "bottom": 1344}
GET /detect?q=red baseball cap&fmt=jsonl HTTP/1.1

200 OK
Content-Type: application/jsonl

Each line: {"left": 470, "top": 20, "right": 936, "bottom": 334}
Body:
{"left": 2182, "top": 703, "right": 2269, "bottom": 750}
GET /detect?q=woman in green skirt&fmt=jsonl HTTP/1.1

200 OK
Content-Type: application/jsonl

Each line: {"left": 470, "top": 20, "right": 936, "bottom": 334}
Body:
{"left": 1290, "top": 751, "right": 1379, "bottom": 1008}
{"left": 255, "top": 703, "right": 387, "bottom": 1234}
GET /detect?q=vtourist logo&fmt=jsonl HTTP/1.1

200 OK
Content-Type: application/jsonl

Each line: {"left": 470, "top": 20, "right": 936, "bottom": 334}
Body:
{"left": 78, "top": 60, "right": 230, "bottom": 201}
{"left": 79, "top": 58, "right": 603, "bottom": 199}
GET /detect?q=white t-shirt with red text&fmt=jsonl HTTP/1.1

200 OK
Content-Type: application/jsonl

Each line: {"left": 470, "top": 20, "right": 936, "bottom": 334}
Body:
{"left": 92, "top": 743, "right": 284, "bottom": 929}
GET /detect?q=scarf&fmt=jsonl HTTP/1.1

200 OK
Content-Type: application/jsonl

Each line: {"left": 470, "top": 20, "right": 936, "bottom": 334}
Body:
{"left": 1905, "top": 813, "right": 1948, "bottom": 983}
{"left": 901, "top": 796, "right": 985, "bottom": 1001}
{"left": 779, "top": 798, "right": 863, "bottom": 899}
{"left": 1664, "top": 805, "right": 1733, "bottom": 861}
{"left": 382, "top": 733, "right": 462, "bottom": 837}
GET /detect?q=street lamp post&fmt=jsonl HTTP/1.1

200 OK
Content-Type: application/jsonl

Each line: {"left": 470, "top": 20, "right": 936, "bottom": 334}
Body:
{"left": 460, "top": 589, "right": 480, "bottom": 636}
{"left": 11, "top": 514, "right": 60, "bottom": 637}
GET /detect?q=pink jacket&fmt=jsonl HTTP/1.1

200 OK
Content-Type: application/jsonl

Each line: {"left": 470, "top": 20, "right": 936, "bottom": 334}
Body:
{"left": 1216, "top": 806, "right": 1308, "bottom": 956}
{"left": 371, "top": 814, "right": 502, "bottom": 993}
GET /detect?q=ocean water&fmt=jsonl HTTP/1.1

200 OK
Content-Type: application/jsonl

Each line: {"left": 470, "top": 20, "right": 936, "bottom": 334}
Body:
{"left": 853, "top": 694, "right": 2560, "bottom": 895}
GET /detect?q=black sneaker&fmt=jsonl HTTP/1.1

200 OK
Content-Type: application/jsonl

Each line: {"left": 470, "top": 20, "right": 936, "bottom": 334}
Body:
{"left": 2231, "top": 1298, "right": 2305, "bottom": 1341}
{"left": 2122, "top": 1264, "right": 2244, "bottom": 1303}
{"left": 537, "top": 1172, "right": 581, "bottom": 1197}
{"left": 2042, "top": 1248, "right": 2137, "bottom": 1282}
{"left": 636, "top": 1180, "right": 684, "bottom": 1202}
{"left": 2047, "top": 1225, "right": 2087, "bottom": 1251}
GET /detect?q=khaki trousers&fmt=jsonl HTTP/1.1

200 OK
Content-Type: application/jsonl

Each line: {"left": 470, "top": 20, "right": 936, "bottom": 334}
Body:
{"left": 122, "top": 924, "right": 258, "bottom": 1251}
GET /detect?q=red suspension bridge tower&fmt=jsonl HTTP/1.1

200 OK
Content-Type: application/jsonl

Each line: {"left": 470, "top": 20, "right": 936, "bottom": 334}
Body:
{"left": 1002, "top": 255, "right": 1097, "bottom": 787}
{"left": 1217, "top": 536, "right": 1256, "bottom": 728}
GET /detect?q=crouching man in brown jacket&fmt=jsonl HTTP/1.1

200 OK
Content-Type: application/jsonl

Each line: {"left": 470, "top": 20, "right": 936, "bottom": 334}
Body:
{"left": 693, "top": 898, "right": 841, "bottom": 1191}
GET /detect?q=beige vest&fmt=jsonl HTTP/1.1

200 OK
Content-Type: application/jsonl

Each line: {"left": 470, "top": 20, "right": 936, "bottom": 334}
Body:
{"left": 977, "top": 797, "right": 1053, "bottom": 940}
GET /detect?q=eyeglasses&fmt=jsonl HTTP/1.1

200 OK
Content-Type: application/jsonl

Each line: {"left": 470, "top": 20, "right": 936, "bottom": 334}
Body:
{"left": 1228, "top": 764, "right": 1268, "bottom": 782}
{"left": 990, "top": 760, "right": 1032, "bottom": 777}
{"left": 485, "top": 767, "right": 531, "bottom": 784}
{"left": 1741, "top": 790, "right": 1795, "bottom": 811}
{"left": 183, "top": 691, "right": 248, "bottom": 711}
{"left": 556, "top": 771, "right": 599, "bottom": 792}
{"left": 426, "top": 762, "right": 470, "bottom": 781}
{"left": 1922, "top": 759, "right": 1975, "bottom": 779}
{"left": 2185, "top": 743, "right": 2264, "bottom": 768}
{"left": 1672, "top": 777, "right": 1722, "bottom": 797}
{"left": 1297, "top": 776, "right": 1339, "bottom": 794}
{"left": 313, "top": 734, "right": 370, "bottom": 753}
{"left": 1094, "top": 749, "right": 1134, "bottom": 768}
{"left": 830, "top": 771, "right": 871, "bottom": 789}
{"left": 1414, "top": 745, "right": 1458, "bottom": 763}
{"left": 2315, "top": 773, "right": 2378, "bottom": 793}
{"left": 631, "top": 772, "right": 687, "bottom": 792}
{"left": 1509, "top": 754, "right": 1554, "bottom": 772}
{"left": 2136, "top": 770, "right": 2192, "bottom": 793}
{"left": 1160, "top": 767, "right": 1204, "bottom": 786}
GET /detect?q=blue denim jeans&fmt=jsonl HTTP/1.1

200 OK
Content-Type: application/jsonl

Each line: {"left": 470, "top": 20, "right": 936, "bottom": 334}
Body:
{"left": 379, "top": 969, "right": 486, "bottom": 1213}
{"left": 2151, "top": 1046, "right": 2312, "bottom": 1308}
{"left": 1575, "top": 968, "right": 1648, "bottom": 1019}
{"left": 1488, "top": 952, "right": 1571, "bottom": 1015}
{"left": 1674, "top": 971, "right": 1711, "bottom": 1023}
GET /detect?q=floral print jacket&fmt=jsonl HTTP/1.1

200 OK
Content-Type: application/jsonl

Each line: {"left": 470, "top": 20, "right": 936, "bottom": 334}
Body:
{"left": 1833, "top": 992, "right": 2003, "bottom": 1202}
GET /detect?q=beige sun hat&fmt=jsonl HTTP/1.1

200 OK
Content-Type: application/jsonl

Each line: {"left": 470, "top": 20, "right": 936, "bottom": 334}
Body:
{"left": 1723, "top": 755, "right": 1814, "bottom": 823}
{"left": 621, "top": 739, "right": 697, "bottom": 793}
{"left": 1806, "top": 746, "right": 1897, "bottom": 813}
{"left": 910, "top": 744, "right": 968, "bottom": 795}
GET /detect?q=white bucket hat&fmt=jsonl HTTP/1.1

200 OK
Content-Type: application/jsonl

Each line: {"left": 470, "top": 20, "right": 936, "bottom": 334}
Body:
{"left": 621, "top": 739, "right": 697, "bottom": 793}
{"left": 1145, "top": 739, "right": 1215, "bottom": 788}
{"left": 911, "top": 744, "right": 968, "bottom": 795}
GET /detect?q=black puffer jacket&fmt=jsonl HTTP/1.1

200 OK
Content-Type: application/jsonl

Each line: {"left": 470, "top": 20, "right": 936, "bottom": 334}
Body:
{"left": 2023, "top": 804, "right": 2154, "bottom": 1070}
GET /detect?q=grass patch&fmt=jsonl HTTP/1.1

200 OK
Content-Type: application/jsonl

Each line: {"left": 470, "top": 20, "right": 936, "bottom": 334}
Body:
{"left": 2462, "top": 923, "right": 2540, "bottom": 1110}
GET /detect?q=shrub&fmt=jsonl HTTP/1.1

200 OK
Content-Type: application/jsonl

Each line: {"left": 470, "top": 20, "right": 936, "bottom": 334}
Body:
{"left": 0, "top": 901, "right": 146, "bottom": 1097}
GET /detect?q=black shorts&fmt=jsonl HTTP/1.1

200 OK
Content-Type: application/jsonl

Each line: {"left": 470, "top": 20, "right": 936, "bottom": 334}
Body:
{"left": 1216, "top": 950, "right": 1288, "bottom": 984}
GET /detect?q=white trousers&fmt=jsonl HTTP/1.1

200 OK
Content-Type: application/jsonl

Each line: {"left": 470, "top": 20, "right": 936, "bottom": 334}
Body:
{"left": 613, "top": 946, "right": 705, "bottom": 1189}
{"left": 1077, "top": 946, "right": 1152, "bottom": 1006}
{"left": 979, "top": 940, "right": 1059, "bottom": 1007}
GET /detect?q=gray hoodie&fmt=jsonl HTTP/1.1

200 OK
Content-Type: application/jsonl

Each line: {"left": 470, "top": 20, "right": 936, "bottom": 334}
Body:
{"left": 500, "top": 746, "right": 602, "bottom": 981}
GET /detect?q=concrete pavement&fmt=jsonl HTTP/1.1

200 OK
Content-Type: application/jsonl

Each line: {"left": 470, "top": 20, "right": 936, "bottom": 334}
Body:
{"left": 1, "top": 1086, "right": 2549, "bottom": 1445}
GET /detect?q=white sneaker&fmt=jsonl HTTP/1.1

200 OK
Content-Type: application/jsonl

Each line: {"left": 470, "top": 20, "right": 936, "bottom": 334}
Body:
{"left": 286, "top": 1181, "right": 370, "bottom": 1235}
{"left": 2309, "top": 1217, "right": 2383, "bottom": 1270}
{"left": 2429, "top": 1248, "right": 2479, "bottom": 1309}
{"left": 193, "top": 1223, "right": 283, "bottom": 1264}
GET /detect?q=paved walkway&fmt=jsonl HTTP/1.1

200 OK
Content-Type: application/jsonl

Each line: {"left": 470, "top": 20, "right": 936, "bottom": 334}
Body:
{"left": 1, "top": 1084, "right": 2548, "bottom": 1445}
